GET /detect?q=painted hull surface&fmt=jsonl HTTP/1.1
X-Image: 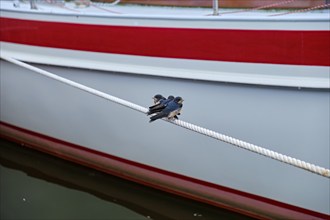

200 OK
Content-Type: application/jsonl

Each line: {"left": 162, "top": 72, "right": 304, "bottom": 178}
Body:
{"left": 0, "top": 1, "right": 329, "bottom": 219}
{"left": 1, "top": 1, "right": 329, "bottom": 88}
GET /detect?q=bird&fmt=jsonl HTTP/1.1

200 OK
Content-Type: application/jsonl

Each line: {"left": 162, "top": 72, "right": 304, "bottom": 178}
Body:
{"left": 152, "top": 94, "right": 166, "bottom": 105}
{"left": 148, "top": 95, "right": 174, "bottom": 116}
{"left": 149, "top": 96, "right": 183, "bottom": 123}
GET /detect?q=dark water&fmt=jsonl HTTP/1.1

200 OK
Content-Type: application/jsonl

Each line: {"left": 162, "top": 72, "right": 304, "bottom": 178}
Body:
{"left": 0, "top": 138, "right": 256, "bottom": 220}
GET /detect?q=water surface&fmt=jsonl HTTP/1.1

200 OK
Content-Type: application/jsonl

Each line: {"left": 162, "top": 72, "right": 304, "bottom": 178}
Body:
{"left": 0, "top": 138, "right": 255, "bottom": 220}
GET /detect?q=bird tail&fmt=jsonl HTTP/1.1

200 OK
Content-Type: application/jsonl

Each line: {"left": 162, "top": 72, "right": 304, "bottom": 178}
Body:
{"left": 148, "top": 104, "right": 165, "bottom": 115}
{"left": 149, "top": 112, "right": 167, "bottom": 123}
{"left": 147, "top": 108, "right": 163, "bottom": 116}
{"left": 148, "top": 103, "right": 160, "bottom": 109}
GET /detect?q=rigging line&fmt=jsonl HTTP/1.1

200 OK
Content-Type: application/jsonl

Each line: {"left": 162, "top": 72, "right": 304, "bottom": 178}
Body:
{"left": 43, "top": 1, "right": 80, "bottom": 12}
{"left": 98, "top": 0, "right": 121, "bottom": 6}
{"left": 1, "top": 55, "right": 329, "bottom": 178}
{"left": 269, "top": 3, "right": 330, "bottom": 16}
{"left": 42, "top": 0, "right": 81, "bottom": 13}
{"left": 220, "top": 0, "right": 298, "bottom": 15}
{"left": 89, "top": 0, "right": 122, "bottom": 13}
{"left": 90, "top": 4, "right": 122, "bottom": 14}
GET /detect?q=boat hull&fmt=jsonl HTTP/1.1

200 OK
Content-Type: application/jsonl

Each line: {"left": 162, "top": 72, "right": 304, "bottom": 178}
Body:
{"left": 1, "top": 60, "right": 329, "bottom": 218}
{"left": 0, "top": 2, "right": 329, "bottom": 218}
{"left": 113, "top": 0, "right": 326, "bottom": 9}
{"left": 1, "top": 7, "right": 329, "bottom": 88}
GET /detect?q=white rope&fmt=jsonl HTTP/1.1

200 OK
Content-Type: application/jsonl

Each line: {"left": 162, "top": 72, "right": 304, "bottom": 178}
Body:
{"left": 169, "top": 120, "right": 330, "bottom": 178}
{"left": 1, "top": 56, "right": 147, "bottom": 114}
{"left": 1, "top": 55, "right": 329, "bottom": 178}
{"left": 92, "top": 0, "right": 121, "bottom": 6}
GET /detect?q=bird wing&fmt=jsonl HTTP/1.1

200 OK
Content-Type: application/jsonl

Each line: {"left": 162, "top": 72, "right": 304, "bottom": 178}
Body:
{"left": 149, "top": 111, "right": 168, "bottom": 122}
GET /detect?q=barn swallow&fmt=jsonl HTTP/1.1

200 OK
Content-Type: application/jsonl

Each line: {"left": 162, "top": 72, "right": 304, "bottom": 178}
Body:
{"left": 149, "top": 96, "right": 184, "bottom": 123}
{"left": 148, "top": 95, "right": 174, "bottom": 115}
{"left": 152, "top": 94, "right": 166, "bottom": 105}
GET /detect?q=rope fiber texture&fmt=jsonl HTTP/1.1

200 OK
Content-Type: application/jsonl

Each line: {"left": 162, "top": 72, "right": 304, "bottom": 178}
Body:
{"left": 1, "top": 55, "right": 329, "bottom": 178}
{"left": 270, "top": 3, "right": 330, "bottom": 16}
{"left": 220, "top": 0, "right": 298, "bottom": 15}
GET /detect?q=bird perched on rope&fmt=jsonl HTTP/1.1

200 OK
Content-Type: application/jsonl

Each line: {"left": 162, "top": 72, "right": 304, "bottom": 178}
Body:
{"left": 149, "top": 96, "right": 184, "bottom": 123}
{"left": 152, "top": 94, "right": 166, "bottom": 105}
{"left": 148, "top": 95, "right": 174, "bottom": 116}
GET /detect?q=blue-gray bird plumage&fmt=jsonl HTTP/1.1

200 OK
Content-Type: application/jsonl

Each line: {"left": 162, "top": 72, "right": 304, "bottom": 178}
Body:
{"left": 148, "top": 95, "right": 174, "bottom": 115}
{"left": 152, "top": 94, "right": 166, "bottom": 105}
{"left": 149, "top": 96, "right": 183, "bottom": 123}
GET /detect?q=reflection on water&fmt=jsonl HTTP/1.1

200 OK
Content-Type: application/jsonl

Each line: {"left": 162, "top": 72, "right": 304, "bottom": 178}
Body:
{"left": 0, "top": 138, "right": 255, "bottom": 220}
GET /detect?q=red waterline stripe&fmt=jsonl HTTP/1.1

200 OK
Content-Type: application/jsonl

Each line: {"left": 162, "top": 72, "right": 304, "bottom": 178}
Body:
{"left": 0, "top": 122, "right": 262, "bottom": 219}
{"left": 0, "top": 17, "right": 329, "bottom": 67}
{"left": 0, "top": 121, "right": 329, "bottom": 219}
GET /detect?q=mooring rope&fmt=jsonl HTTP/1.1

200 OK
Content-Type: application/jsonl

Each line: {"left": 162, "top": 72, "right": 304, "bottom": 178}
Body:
{"left": 90, "top": 3, "right": 122, "bottom": 14}
{"left": 270, "top": 3, "right": 330, "bottom": 16}
{"left": 220, "top": 0, "right": 298, "bottom": 15}
{"left": 1, "top": 55, "right": 329, "bottom": 178}
{"left": 97, "top": 0, "right": 121, "bottom": 6}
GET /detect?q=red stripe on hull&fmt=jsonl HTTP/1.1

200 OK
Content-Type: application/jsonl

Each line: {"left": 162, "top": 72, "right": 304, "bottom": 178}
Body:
{"left": 0, "top": 121, "right": 329, "bottom": 219}
{"left": 1, "top": 17, "right": 329, "bottom": 66}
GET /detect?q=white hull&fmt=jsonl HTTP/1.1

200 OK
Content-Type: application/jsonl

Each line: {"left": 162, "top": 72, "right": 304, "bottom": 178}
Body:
{"left": 1, "top": 1, "right": 329, "bottom": 218}
{"left": 1, "top": 59, "right": 329, "bottom": 217}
